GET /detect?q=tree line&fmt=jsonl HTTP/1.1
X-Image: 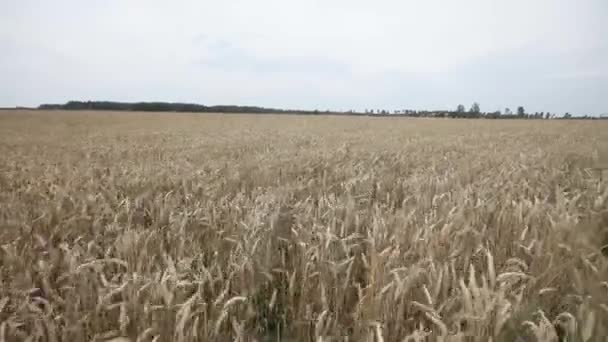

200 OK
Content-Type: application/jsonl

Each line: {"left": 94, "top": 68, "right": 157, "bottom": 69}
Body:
{"left": 37, "top": 101, "right": 605, "bottom": 119}
{"left": 365, "top": 103, "right": 591, "bottom": 119}
{"left": 38, "top": 101, "right": 321, "bottom": 115}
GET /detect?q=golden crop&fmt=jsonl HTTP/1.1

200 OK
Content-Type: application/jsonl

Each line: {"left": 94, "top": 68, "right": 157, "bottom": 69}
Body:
{"left": 0, "top": 110, "right": 607, "bottom": 341}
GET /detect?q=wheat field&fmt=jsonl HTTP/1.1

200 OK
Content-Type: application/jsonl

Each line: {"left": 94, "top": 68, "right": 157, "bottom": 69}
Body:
{"left": 0, "top": 110, "right": 607, "bottom": 341}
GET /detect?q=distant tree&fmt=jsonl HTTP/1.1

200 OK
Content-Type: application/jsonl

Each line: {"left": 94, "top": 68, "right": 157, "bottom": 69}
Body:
{"left": 456, "top": 104, "right": 466, "bottom": 113}
{"left": 485, "top": 110, "right": 500, "bottom": 119}
{"left": 469, "top": 102, "right": 481, "bottom": 114}
{"left": 545, "top": 112, "right": 550, "bottom": 120}
{"left": 504, "top": 107, "right": 512, "bottom": 115}
{"left": 517, "top": 106, "right": 525, "bottom": 117}
{"left": 564, "top": 112, "right": 572, "bottom": 119}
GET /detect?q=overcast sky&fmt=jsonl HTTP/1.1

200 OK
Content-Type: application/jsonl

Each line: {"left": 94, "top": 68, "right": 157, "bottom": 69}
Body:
{"left": 2, "top": 0, "right": 607, "bottom": 115}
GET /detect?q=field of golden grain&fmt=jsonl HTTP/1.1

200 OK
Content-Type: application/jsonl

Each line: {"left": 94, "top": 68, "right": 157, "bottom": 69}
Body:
{"left": 0, "top": 110, "right": 607, "bottom": 341}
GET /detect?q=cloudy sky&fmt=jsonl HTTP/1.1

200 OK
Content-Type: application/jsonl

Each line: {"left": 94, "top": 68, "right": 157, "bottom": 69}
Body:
{"left": 2, "top": 0, "right": 607, "bottom": 115}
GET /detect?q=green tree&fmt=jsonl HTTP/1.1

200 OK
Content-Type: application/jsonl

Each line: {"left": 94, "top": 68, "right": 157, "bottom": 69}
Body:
{"left": 469, "top": 102, "right": 480, "bottom": 114}
{"left": 517, "top": 106, "right": 525, "bottom": 117}
{"left": 456, "top": 104, "right": 465, "bottom": 113}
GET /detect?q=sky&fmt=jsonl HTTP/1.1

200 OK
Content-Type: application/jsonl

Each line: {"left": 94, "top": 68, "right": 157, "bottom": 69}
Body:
{"left": 1, "top": 0, "right": 607, "bottom": 115}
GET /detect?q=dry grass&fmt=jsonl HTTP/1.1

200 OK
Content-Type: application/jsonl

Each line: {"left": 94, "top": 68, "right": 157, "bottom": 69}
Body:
{"left": 0, "top": 110, "right": 607, "bottom": 341}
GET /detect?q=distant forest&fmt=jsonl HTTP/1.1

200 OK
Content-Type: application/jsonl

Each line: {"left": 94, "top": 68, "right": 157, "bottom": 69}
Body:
{"left": 37, "top": 101, "right": 606, "bottom": 120}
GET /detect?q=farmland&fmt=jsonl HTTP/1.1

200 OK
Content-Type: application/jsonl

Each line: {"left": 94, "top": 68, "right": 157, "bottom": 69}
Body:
{"left": 0, "top": 110, "right": 607, "bottom": 341}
